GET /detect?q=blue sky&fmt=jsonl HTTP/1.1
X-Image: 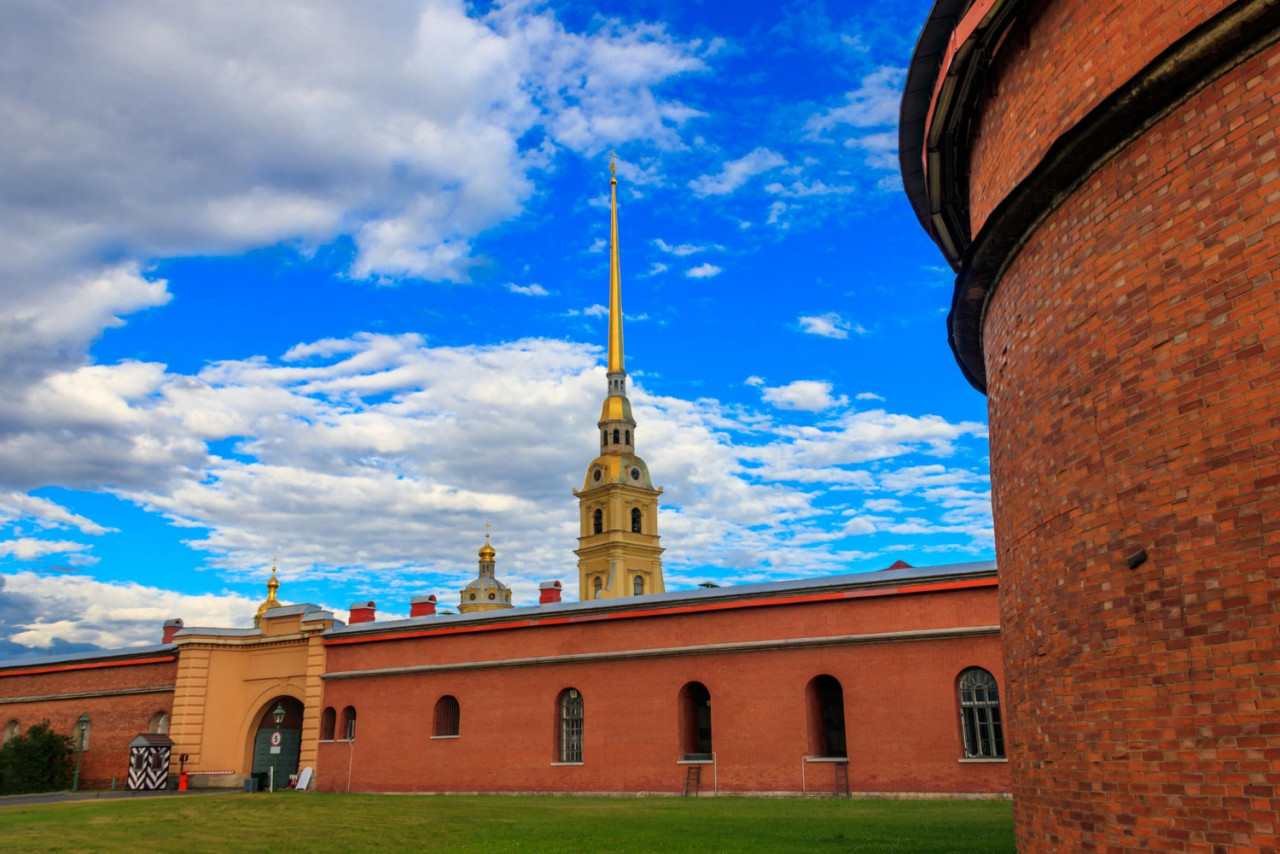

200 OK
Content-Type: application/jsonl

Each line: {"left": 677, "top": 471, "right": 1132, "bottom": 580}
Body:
{"left": 0, "top": 0, "right": 989, "bottom": 656}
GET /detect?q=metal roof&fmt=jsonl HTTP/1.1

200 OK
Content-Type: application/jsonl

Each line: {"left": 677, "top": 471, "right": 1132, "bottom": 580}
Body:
{"left": 0, "top": 642, "right": 176, "bottom": 672}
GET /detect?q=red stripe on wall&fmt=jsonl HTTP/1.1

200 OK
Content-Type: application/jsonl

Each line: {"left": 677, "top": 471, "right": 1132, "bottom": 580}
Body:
{"left": 324, "top": 577, "right": 999, "bottom": 648}
{"left": 0, "top": 655, "right": 176, "bottom": 679}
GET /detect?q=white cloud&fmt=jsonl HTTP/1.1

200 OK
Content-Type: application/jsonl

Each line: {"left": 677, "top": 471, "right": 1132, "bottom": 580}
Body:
{"left": 856, "top": 392, "right": 885, "bottom": 401}
{"left": 806, "top": 67, "right": 905, "bottom": 134}
{"left": 0, "top": 539, "right": 91, "bottom": 560}
{"left": 654, "top": 238, "right": 715, "bottom": 256}
{"left": 686, "top": 263, "right": 722, "bottom": 279}
{"left": 759, "top": 380, "right": 848, "bottom": 412}
{"left": 564, "top": 304, "right": 609, "bottom": 318}
{"left": 642, "top": 262, "right": 669, "bottom": 277}
{"left": 588, "top": 237, "right": 607, "bottom": 253}
{"left": 507, "top": 282, "right": 550, "bottom": 296}
{"left": 688, "top": 148, "right": 787, "bottom": 196}
{"left": 797, "top": 312, "right": 865, "bottom": 339}
{"left": 0, "top": 493, "right": 115, "bottom": 536}
{"left": 744, "top": 376, "right": 765, "bottom": 387}
{"left": 766, "top": 201, "right": 788, "bottom": 226}
{"left": 764, "top": 180, "right": 857, "bottom": 197}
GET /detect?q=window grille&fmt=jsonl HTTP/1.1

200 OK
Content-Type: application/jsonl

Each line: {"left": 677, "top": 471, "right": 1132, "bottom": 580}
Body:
{"left": 434, "top": 695, "right": 460, "bottom": 736}
{"left": 559, "top": 689, "right": 584, "bottom": 763}
{"left": 958, "top": 668, "right": 1004, "bottom": 758}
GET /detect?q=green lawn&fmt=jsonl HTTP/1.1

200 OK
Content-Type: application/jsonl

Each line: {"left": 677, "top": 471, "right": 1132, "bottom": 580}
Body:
{"left": 0, "top": 792, "right": 1015, "bottom": 853}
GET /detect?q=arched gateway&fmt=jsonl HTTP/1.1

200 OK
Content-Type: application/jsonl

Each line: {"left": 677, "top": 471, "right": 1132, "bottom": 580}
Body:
{"left": 250, "top": 696, "right": 305, "bottom": 786}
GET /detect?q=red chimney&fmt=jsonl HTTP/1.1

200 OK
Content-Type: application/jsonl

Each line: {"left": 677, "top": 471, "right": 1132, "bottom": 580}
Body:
{"left": 885, "top": 560, "right": 914, "bottom": 570}
{"left": 410, "top": 595, "right": 437, "bottom": 617}
{"left": 162, "top": 618, "right": 184, "bottom": 644}
{"left": 539, "top": 580, "right": 563, "bottom": 604}
{"left": 348, "top": 601, "right": 376, "bottom": 624}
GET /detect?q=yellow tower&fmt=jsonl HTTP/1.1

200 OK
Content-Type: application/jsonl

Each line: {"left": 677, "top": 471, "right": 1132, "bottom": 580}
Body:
{"left": 459, "top": 532, "right": 514, "bottom": 613}
{"left": 573, "top": 161, "right": 665, "bottom": 601}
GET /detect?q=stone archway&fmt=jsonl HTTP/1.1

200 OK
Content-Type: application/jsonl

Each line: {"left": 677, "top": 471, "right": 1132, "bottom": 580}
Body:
{"left": 248, "top": 695, "right": 304, "bottom": 787}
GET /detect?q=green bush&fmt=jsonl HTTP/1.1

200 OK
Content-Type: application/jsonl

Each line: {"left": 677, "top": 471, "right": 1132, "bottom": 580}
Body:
{"left": 0, "top": 721, "right": 75, "bottom": 794}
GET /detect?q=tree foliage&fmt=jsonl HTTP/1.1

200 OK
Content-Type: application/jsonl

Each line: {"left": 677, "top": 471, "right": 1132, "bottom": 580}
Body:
{"left": 0, "top": 721, "right": 75, "bottom": 794}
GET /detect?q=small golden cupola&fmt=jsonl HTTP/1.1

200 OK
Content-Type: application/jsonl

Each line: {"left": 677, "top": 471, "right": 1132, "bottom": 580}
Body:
{"left": 459, "top": 532, "right": 513, "bottom": 614}
{"left": 254, "top": 562, "right": 283, "bottom": 628}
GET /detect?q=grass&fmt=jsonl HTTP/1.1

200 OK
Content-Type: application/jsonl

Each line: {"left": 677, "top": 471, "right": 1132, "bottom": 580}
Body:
{"left": 0, "top": 792, "right": 1015, "bottom": 853}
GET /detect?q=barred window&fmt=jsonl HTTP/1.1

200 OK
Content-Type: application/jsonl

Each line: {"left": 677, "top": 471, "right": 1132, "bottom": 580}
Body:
{"left": 958, "top": 668, "right": 1004, "bottom": 758}
{"left": 434, "top": 695, "right": 460, "bottom": 737}
{"left": 558, "top": 688, "right": 584, "bottom": 763}
{"left": 320, "top": 707, "right": 336, "bottom": 740}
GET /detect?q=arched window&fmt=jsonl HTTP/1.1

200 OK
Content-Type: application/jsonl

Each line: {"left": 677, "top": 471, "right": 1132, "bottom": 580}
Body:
{"left": 2, "top": 720, "right": 18, "bottom": 745}
{"left": 601, "top": 430, "right": 607, "bottom": 448}
{"left": 148, "top": 711, "right": 169, "bottom": 735}
{"left": 625, "top": 430, "right": 631, "bottom": 445}
{"left": 434, "top": 695, "right": 460, "bottom": 737}
{"left": 633, "top": 575, "right": 644, "bottom": 596}
{"left": 958, "top": 668, "right": 1004, "bottom": 759}
{"left": 557, "top": 688, "right": 584, "bottom": 763}
{"left": 613, "top": 428, "right": 620, "bottom": 444}
{"left": 805, "top": 675, "right": 847, "bottom": 758}
{"left": 592, "top": 577, "right": 602, "bottom": 599}
{"left": 631, "top": 507, "right": 642, "bottom": 533}
{"left": 678, "top": 682, "right": 712, "bottom": 759}
{"left": 340, "top": 706, "right": 357, "bottom": 741}
{"left": 320, "top": 707, "right": 336, "bottom": 740}
{"left": 593, "top": 509, "right": 603, "bottom": 534}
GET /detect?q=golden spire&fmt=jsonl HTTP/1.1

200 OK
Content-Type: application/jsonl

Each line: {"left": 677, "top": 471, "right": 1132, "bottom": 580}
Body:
{"left": 254, "top": 559, "right": 282, "bottom": 628}
{"left": 608, "top": 153, "right": 624, "bottom": 375}
{"left": 478, "top": 529, "right": 496, "bottom": 561}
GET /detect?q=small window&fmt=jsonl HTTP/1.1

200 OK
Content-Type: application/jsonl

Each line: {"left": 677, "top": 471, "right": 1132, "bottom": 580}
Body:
{"left": 593, "top": 509, "right": 603, "bottom": 534}
{"left": 625, "top": 430, "right": 631, "bottom": 445}
{"left": 148, "top": 711, "right": 169, "bottom": 735}
{"left": 2, "top": 720, "right": 18, "bottom": 745}
{"left": 592, "top": 577, "right": 602, "bottom": 599}
{"left": 678, "top": 682, "right": 712, "bottom": 758}
{"left": 558, "top": 688, "right": 584, "bottom": 763}
{"left": 613, "top": 429, "right": 620, "bottom": 444}
{"left": 601, "top": 430, "right": 607, "bottom": 448}
{"left": 806, "top": 675, "right": 847, "bottom": 758}
{"left": 340, "top": 706, "right": 357, "bottom": 741}
{"left": 958, "top": 668, "right": 1004, "bottom": 759}
{"left": 434, "top": 695, "right": 460, "bottom": 737}
{"left": 633, "top": 575, "right": 643, "bottom": 596}
{"left": 320, "top": 707, "right": 336, "bottom": 740}
{"left": 631, "top": 507, "right": 642, "bottom": 533}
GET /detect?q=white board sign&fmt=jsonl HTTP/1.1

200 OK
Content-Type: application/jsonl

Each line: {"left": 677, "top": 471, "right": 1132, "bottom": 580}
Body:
{"left": 296, "top": 766, "right": 314, "bottom": 791}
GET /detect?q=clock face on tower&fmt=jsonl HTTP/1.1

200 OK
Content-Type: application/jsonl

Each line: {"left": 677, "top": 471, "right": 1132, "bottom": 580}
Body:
{"left": 630, "top": 467, "right": 640, "bottom": 481}
{"left": 593, "top": 468, "right": 602, "bottom": 482}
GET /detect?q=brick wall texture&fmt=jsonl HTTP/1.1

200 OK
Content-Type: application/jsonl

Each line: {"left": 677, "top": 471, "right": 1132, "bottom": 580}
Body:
{"left": 0, "top": 659, "right": 177, "bottom": 789}
{"left": 976, "top": 4, "right": 1280, "bottom": 850}
{"left": 316, "top": 587, "right": 1010, "bottom": 795}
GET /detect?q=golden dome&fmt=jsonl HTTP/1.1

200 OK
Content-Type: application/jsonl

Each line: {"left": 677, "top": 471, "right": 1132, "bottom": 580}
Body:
{"left": 253, "top": 565, "right": 282, "bottom": 628}
{"left": 478, "top": 532, "right": 496, "bottom": 561}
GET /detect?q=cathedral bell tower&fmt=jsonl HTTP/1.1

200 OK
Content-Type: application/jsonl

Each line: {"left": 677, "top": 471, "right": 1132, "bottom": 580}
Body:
{"left": 572, "top": 161, "right": 665, "bottom": 601}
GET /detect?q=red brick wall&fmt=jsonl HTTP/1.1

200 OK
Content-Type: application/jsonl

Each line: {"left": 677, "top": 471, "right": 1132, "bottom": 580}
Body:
{"left": 0, "top": 659, "right": 176, "bottom": 790}
{"left": 317, "top": 590, "right": 1010, "bottom": 794}
{"left": 967, "top": 0, "right": 1234, "bottom": 232}
{"left": 982, "top": 35, "right": 1280, "bottom": 854}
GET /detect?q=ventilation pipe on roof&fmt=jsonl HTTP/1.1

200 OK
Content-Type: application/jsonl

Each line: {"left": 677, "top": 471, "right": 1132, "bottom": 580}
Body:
{"left": 410, "top": 595, "right": 437, "bottom": 617}
{"left": 539, "top": 580, "right": 563, "bottom": 604}
{"left": 348, "top": 602, "right": 376, "bottom": 624}
{"left": 162, "top": 618, "right": 184, "bottom": 644}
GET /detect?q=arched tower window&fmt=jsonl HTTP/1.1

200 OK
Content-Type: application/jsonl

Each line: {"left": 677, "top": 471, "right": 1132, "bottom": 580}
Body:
{"left": 631, "top": 507, "right": 642, "bottom": 533}
{"left": 593, "top": 509, "right": 603, "bottom": 534}
{"left": 592, "top": 577, "right": 602, "bottom": 598}
{"left": 148, "top": 711, "right": 169, "bottom": 735}
{"left": 340, "top": 706, "right": 357, "bottom": 741}
{"left": 601, "top": 430, "right": 606, "bottom": 448}
{"left": 805, "top": 675, "right": 847, "bottom": 758}
{"left": 320, "top": 707, "right": 336, "bottom": 740}
{"left": 434, "top": 695, "right": 460, "bottom": 737}
{"left": 678, "top": 682, "right": 713, "bottom": 758}
{"left": 625, "top": 429, "right": 631, "bottom": 445}
{"left": 958, "top": 668, "right": 1004, "bottom": 758}
{"left": 613, "top": 428, "right": 620, "bottom": 444}
{"left": 557, "top": 688, "right": 584, "bottom": 763}
{"left": 2, "top": 720, "right": 18, "bottom": 745}
{"left": 633, "top": 575, "right": 643, "bottom": 596}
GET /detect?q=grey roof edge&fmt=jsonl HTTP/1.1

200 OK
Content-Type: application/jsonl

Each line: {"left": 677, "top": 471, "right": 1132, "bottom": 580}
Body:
{"left": 326, "top": 559, "right": 998, "bottom": 639}
{"left": 0, "top": 642, "right": 177, "bottom": 673}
